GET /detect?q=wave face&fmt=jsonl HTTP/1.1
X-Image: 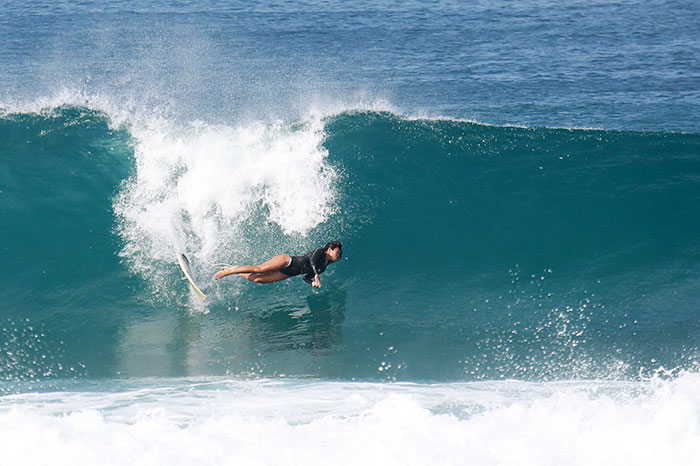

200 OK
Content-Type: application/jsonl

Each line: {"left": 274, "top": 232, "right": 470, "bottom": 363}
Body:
{"left": 2, "top": 107, "right": 700, "bottom": 386}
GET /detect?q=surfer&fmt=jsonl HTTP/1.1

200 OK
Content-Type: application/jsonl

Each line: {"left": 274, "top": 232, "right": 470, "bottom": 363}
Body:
{"left": 214, "top": 241, "right": 342, "bottom": 288}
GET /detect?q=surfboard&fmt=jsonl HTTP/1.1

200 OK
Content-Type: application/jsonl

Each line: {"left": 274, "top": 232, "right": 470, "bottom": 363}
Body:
{"left": 177, "top": 253, "right": 207, "bottom": 302}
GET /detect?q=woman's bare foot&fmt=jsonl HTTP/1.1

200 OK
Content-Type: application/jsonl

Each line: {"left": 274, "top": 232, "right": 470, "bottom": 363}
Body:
{"left": 214, "top": 266, "right": 236, "bottom": 280}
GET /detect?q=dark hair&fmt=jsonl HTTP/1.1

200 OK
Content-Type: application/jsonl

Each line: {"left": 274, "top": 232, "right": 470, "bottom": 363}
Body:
{"left": 325, "top": 241, "right": 342, "bottom": 259}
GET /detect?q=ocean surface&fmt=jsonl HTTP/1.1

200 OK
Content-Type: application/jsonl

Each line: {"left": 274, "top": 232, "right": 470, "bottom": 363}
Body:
{"left": 2, "top": 1, "right": 700, "bottom": 464}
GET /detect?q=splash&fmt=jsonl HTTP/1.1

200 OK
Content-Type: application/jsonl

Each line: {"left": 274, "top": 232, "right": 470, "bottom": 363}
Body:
{"left": 113, "top": 116, "right": 338, "bottom": 292}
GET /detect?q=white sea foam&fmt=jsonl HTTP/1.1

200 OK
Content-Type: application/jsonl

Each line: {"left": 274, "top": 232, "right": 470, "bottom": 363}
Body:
{"left": 1, "top": 374, "right": 699, "bottom": 466}
{"left": 112, "top": 115, "right": 338, "bottom": 298}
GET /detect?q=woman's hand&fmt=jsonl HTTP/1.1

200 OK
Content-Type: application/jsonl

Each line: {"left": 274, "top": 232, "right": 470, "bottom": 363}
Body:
{"left": 312, "top": 274, "right": 321, "bottom": 288}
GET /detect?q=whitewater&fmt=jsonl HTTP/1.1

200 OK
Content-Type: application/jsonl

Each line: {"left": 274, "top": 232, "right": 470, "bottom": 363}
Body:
{"left": 3, "top": 0, "right": 700, "bottom": 465}
{"left": 1, "top": 374, "right": 699, "bottom": 466}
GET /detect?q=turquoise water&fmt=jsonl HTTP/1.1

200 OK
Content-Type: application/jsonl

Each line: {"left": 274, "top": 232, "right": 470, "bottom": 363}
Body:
{"left": 2, "top": 108, "right": 700, "bottom": 385}
{"left": 2, "top": 1, "right": 700, "bottom": 464}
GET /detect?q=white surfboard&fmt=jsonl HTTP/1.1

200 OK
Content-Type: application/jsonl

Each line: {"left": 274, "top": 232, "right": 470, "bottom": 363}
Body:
{"left": 177, "top": 253, "right": 207, "bottom": 302}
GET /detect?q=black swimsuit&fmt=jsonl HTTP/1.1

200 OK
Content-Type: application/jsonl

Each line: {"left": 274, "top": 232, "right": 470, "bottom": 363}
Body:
{"left": 279, "top": 247, "right": 329, "bottom": 284}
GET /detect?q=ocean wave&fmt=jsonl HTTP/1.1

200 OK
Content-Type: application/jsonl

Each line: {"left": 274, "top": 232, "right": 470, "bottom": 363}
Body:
{"left": 2, "top": 104, "right": 700, "bottom": 382}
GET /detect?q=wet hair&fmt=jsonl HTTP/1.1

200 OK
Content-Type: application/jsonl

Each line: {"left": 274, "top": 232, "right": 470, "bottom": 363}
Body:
{"left": 325, "top": 241, "right": 342, "bottom": 259}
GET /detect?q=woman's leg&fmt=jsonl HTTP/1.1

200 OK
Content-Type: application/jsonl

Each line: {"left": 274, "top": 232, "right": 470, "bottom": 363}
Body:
{"left": 231, "top": 254, "right": 291, "bottom": 273}
{"left": 239, "top": 271, "right": 291, "bottom": 283}
{"left": 214, "top": 255, "right": 291, "bottom": 280}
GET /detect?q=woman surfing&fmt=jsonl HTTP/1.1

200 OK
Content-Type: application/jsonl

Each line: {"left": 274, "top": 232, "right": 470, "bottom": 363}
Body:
{"left": 214, "top": 241, "right": 342, "bottom": 288}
